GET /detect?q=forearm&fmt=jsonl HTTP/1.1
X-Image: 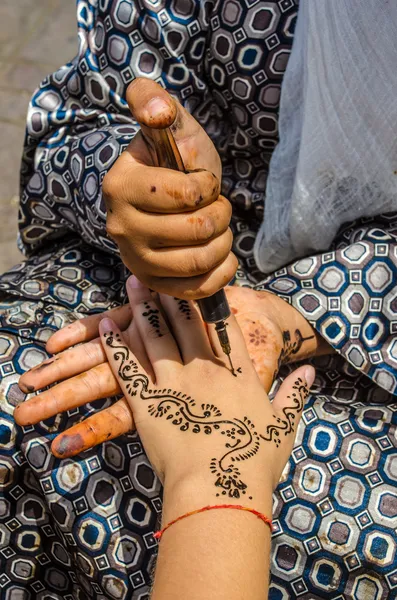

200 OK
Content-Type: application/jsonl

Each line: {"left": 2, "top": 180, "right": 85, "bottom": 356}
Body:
{"left": 152, "top": 477, "right": 273, "bottom": 600}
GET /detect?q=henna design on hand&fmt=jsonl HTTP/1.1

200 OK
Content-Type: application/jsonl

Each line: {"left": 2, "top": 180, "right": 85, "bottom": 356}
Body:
{"left": 104, "top": 332, "right": 310, "bottom": 499}
{"left": 249, "top": 328, "right": 267, "bottom": 347}
{"left": 142, "top": 302, "right": 163, "bottom": 337}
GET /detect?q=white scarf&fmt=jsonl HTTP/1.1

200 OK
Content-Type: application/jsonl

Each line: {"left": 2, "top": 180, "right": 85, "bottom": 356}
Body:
{"left": 254, "top": 0, "right": 397, "bottom": 273}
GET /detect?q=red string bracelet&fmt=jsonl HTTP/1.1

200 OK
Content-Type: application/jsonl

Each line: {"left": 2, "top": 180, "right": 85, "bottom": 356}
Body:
{"left": 153, "top": 504, "right": 273, "bottom": 541}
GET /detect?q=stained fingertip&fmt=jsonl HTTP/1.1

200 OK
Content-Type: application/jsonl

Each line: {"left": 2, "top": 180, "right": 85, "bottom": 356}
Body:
{"left": 51, "top": 432, "right": 85, "bottom": 459}
{"left": 18, "top": 380, "right": 35, "bottom": 394}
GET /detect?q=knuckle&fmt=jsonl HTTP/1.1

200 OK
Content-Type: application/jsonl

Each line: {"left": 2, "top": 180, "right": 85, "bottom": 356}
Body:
{"left": 226, "top": 227, "right": 234, "bottom": 249}
{"left": 181, "top": 179, "right": 200, "bottom": 208}
{"left": 213, "top": 196, "right": 232, "bottom": 226}
{"left": 82, "top": 342, "right": 102, "bottom": 364}
{"left": 80, "top": 370, "right": 100, "bottom": 398}
{"left": 189, "top": 247, "right": 214, "bottom": 275}
{"left": 102, "top": 172, "right": 116, "bottom": 201}
{"left": 223, "top": 196, "right": 233, "bottom": 221}
{"left": 192, "top": 216, "right": 216, "bottom": 242}
{"left": 209, "top": 174, "right": 220, "bottom": 199}
{"left": 106, "top": 218, "right": 122, "bottom": 240}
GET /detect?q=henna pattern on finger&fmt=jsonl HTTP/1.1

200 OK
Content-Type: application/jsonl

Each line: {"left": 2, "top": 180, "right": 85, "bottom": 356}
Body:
{"left": 104, "top": 331, "right": 310, "bottom": 499}
{"left": 142, "top": 302, "right": 163, "bottom": 337}
{"left": 260, "top": 378, "right": 309, "bottom": 448}
{"left": 273, "top": 329, "right": 315, "bottom": 380}
{"left": 174, "top": 299, "right": 192, "bottom": 320}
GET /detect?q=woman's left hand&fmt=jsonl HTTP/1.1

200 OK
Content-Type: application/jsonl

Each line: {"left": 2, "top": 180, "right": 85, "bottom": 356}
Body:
{"left": 95, "top": 278, "right": 316, "bottom": 496}
{"left": 15, "top": 284, "right": 327, "bottom": 458}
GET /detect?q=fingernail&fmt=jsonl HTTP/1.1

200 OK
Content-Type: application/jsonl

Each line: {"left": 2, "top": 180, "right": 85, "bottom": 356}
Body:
{"left": 144, "top": 97, "right": 170, "bottom": 120}
{"left": 100, "top": 317, "right": 114, "bottom": 333}
{"left": 304, "top": 366, "right": 316, "bottom": 389}
{"left": 127, "top": 275, "right": 145, "bottom": 290}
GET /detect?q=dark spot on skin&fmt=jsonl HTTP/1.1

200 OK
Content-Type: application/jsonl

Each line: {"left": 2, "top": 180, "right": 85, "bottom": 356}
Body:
{"left": 169, "top": 109, "right": 183, "bottom": 133}
{"left": 231, "top": 307, "right": 238, "bottom": 315}
{"left": 18, "top": 381, "right": 35, "bottom": 394}
{"left": 53, "top": 433, "right": 84, "bottom": 457}
{"left": 151, "top": 186, "right": 156, "bottom": 192}
{"left": 195, "top": 195, "right": 204, "bottom": 206}
{"left": 109, "top": 208, "right": 113, "bottom": 213}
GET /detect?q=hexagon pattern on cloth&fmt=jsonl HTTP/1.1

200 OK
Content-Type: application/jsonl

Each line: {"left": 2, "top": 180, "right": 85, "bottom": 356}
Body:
{"left": 1, "top": 0, "right": 397, "bottom": 598}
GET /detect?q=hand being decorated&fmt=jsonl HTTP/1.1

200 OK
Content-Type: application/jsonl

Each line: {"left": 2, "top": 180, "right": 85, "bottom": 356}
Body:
{"left": 98, "top": 277, "right": 314, "bottom": 498}
{"left": 17, "top": 277, "right": 315, "bottom": 501}
{"left": 15, "top": 285, "right": 326, "bottom": 459}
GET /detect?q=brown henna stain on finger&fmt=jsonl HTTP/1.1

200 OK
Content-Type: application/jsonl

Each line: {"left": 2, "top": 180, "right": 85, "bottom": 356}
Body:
{"left": 187, "top": 216, "right": 205, "bottom": 226}
{"left": 18, "top": 382, "right": 35, "bottom": 394}
{"left": 164, "top": 184, "right": 184, "bottom": 201}
{"left": 53, "top": 433, "right": 85, "bottom": 457}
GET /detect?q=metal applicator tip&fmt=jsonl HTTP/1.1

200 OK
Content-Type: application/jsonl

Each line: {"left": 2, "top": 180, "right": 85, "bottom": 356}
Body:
{"left": 215, "top": 321, "right": 236, "bottom": 376}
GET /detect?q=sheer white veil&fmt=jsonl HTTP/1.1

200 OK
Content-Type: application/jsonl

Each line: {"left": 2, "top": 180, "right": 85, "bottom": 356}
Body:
{"left": 254, "top": 0, "right": 397, "bottom": 273}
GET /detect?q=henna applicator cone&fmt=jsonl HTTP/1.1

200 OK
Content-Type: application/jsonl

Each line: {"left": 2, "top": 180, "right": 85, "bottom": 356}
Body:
{"left": 142, "top": 125, "right": 235, "bottom": 374}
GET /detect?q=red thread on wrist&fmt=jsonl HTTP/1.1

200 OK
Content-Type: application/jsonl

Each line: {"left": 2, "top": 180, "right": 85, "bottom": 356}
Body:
{"left": 153, "top": 504, "right": 273, "bottom": 541}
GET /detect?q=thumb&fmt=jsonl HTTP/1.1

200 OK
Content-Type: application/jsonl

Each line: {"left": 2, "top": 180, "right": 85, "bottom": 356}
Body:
{"left": 126, "top": 77, "right": 221, "bottom": 174}
{"left": 271, "top": 365, "right": 315, "bottom": 436}
{"left": 126, "top": 77, "right": 199, "bottom": 137}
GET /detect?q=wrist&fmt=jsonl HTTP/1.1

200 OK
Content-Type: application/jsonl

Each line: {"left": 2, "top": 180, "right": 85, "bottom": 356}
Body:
{"left": 162, "top": 471, "right": 273, "bottom": 526}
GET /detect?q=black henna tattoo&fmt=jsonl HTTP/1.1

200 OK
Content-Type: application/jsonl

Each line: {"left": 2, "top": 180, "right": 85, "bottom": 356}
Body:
{"left": 260, "top": 378, "right": 308, "bottom": 448}
{"left": 104, "top": 332, "right": 309, "bottom": 499}
{"left": 175, "top": 299, "right": 192, "bottom": 320}
{"left": 278, "top": 330, "right": 315, "bottom": 366}
{"left": 142, "top": 302, "right": 163, "bottom": 337}
{"left": 273, "top": 329, "right": 315, "bottom": 380}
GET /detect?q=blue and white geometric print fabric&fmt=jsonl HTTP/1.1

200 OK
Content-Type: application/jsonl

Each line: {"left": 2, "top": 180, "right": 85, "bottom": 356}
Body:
{"left": 1, "top": 1, "right": 397, "bottom": 598}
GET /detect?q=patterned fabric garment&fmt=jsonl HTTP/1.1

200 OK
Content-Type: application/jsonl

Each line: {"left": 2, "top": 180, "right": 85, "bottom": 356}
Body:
{"left": 1, "top": 1, "right": 397, "bottom": 598}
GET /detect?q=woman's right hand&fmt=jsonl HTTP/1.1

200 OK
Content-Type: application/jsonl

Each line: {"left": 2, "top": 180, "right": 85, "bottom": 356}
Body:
{"left": 98, "top": 277, "right": 315, "bottom": 501}
{"left": 103, "top": 77, "right": 237, "bottom": 299}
